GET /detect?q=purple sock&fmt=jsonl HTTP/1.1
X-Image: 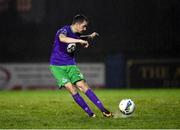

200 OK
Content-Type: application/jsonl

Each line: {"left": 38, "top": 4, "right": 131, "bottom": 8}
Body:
{"left": 85, "top": 89, "right": 106, "bottom": 112}
{"left": 72, "top": 93, "right": 94, "bottom": 116}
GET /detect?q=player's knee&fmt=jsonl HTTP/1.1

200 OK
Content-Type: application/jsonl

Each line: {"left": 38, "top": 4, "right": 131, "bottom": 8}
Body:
{"left": 76, "top": 80, "right": 89, "bottom": 93}
{"left": 64, "top": 83, "right": 77, "bottom": 95}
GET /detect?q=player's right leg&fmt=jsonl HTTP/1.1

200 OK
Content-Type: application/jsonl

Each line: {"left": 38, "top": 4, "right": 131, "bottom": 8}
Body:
{"left": 64, "top": 82, "right": 95, "bottom": 117}
{"left": 76, "top": 80, "right": 113, "bottom": 117}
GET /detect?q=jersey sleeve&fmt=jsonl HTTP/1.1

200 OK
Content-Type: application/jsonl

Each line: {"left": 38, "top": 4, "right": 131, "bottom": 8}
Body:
{"left": 57, "top": 26, "right": 68, "bottom": 36}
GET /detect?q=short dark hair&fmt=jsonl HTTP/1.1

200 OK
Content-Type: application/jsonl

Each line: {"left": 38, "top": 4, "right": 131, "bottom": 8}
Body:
{"left": 72, "top": 14, "right": 88, "bottom": 25}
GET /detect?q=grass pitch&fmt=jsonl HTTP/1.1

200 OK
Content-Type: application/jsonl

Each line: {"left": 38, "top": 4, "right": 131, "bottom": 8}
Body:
{"left": 0, "top": 89, "right": 180, "bottom": 129}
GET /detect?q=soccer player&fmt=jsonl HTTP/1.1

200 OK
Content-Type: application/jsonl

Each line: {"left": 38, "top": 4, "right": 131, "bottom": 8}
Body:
{"left": 49, "top": 14, "right": 113, "bottom": 117}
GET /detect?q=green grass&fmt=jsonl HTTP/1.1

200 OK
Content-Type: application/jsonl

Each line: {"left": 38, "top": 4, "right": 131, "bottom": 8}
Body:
{"left": 0, "top": 89, "right": 180, "bottom": 129}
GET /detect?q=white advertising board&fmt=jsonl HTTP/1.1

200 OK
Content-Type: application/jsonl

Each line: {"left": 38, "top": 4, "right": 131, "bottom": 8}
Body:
{"left": 0, "top": 63, "right": 105, "bottom": 89}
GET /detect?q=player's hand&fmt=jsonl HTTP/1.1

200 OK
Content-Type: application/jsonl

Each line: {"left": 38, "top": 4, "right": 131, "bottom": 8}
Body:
{"left": 78, "top": 39, "right": 89, "bottom": 48}
{"left": 89, "top": 32, "right": 99, "bottom": 39}
{"left": 84, "top": 42, "right": 89, "bottom": 48}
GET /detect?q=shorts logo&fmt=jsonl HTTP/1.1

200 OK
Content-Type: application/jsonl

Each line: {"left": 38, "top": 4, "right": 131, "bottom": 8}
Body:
{"left": 79, "top": 74, "right": 83, "bottom": 78}
{"left": 62, "top": 78, "right": 68, "bottom": 83}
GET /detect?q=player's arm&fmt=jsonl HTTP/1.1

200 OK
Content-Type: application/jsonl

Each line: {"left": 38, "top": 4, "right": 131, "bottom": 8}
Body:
{"left": 59, "top": 34, "right": 89, "bottom": 48}
{"left": 80, "top": 32, "right": 99, "bottom": 40}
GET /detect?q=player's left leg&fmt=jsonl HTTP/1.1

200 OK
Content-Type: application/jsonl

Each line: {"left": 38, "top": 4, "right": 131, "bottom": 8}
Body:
{"left": 76, "top": 80, "right": 113, "bottom": 117}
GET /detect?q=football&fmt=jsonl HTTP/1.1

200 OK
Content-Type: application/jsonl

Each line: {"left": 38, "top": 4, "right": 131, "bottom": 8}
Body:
{"left": 119, "top": 99, "right": 135, "bottom": 115}
{"left": 67, "top": 43, "right": 76, "bottom": 53}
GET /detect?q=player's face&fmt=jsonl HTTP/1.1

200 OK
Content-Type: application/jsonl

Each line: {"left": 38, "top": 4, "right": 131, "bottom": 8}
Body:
{"left": 77, "top": 21, "right": 88, "bottom": 34}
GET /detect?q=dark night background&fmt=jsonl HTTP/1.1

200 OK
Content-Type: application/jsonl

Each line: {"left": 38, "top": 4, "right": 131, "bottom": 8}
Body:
{"left": 0, "top": 0, "right": 180, "bottom": 88}
{"left": 0, "top": 0, "right": 180, "bottom": 62}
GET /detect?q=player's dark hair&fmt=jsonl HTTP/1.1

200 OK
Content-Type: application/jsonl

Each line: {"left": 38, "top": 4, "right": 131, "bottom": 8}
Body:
{"left": 72, "top": 14, "right": 89, "bottom": 25}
